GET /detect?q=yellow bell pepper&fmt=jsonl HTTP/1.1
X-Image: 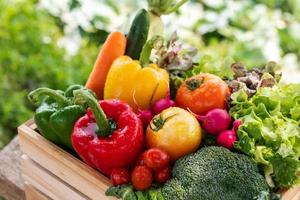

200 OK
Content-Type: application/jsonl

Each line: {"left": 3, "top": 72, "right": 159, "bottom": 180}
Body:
{"left": 104, "top": 36, "right": 169, "bottom": 111}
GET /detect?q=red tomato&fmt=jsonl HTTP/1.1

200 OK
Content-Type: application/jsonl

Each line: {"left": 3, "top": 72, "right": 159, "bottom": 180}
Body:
{"left": 176, "top": 73, "right": 230, "bottom": 115}
{"left": 110, "top": 168, "right": 130, "bottom": 186}
{"left": 135, "top": 153, "right": 145, "bottom": 166}
{"left": 155, "top": 166, "right": 172, "bottom": 183}
{"left": 143, "top": 148, "right": 170, "bottom": 170}
{"left": 131, "top": 166, "right": 152, "bottom": 190}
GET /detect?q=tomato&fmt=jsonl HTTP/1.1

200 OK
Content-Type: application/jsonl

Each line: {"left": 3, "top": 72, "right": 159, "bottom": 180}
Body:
{"left": 135, "top": 153, "right": 145, "bottom": 166}
{"left": 155, "top": 166, "right": 172, "bottom": 183}
{"left": 176, "top": 73, "right": 230, "bottom": 115}
{"left": 143, "top": 148, "right": 170, "bottom": 170}
{"left": 146, "top": 107, "right": 202, "bottom": 161}
{"left": 131, "top": 166, "right": 153, "bottom": 190}
{"left": 110, "top": 168, "right": 130, "bottom": 186}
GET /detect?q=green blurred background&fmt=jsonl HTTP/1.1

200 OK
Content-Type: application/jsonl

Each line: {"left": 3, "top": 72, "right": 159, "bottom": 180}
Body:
{"left": 1, "top": 0, "right": 300, "bottom": 149}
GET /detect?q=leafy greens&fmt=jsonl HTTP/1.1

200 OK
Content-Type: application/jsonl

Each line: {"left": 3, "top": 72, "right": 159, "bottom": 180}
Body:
{"left": 230, "top": 84, "right": 300, "bottom": 188}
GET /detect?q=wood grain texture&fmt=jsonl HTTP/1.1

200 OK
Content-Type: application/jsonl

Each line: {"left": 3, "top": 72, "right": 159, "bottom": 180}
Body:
{"left": 282, "top": 184, "right": 300, "bottom": 200}
{"left": 22, "top": 155, "right": 88, "bottom": 200}
{"left": 24, "top": 183, "right": 50, "bottom": 200}
{"left": 0, "top": 136, "right": 25, "bottom": 200}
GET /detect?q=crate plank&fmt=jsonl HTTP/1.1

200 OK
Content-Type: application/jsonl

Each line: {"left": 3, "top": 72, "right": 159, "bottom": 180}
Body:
{"left": 24, "top": 183, "right": 50, "bottom": 200}
{"left": 18, "top": 120, "right": 116, "bottom": 200}
{"left": 22, "top": 155, "right": 88, "bottom": 200}
{"left": 282, "top": 184, "right": 300, "bottom": 200}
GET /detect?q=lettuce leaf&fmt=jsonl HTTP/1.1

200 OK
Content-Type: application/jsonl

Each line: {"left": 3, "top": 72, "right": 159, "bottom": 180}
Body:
{"left": 231, "top": 84, "right": 300, "bottom": 188}
{"left": 271, "top": 156, "right": 300, "bottom": 188}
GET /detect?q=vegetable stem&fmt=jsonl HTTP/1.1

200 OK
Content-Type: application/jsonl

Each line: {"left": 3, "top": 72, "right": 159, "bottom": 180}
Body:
{"left": 164, "top": 0, "right": 189, "bottom": 14}
{"left": 140, "top": 35, "right": 164, "bottom": 67}
{"left": 147, "top": 0, "right": 188, "bottom": 16}
{"left": 73, "top": 89, "right": 111, "bottom": 137}
{"left": 28, "top": 88, "right": 69, "bottom": 106}
{"left": 148, "top": 12, "right": 164, "bottom": 38}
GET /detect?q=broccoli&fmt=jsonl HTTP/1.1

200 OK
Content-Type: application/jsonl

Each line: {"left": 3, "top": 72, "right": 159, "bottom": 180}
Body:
{"left": 162, "top": 146, "right": 272, "bottom": 200}
{"left": 106, "top": 184, "right": 164, "bottom": 200}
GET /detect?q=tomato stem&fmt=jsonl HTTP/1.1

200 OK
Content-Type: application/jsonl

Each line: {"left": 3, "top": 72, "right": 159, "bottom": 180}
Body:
{"left": 150, "top": 113, "right": 177, "bottom": 131}
{"left": 186, "top": 78, "right": 203, "bottom": 91}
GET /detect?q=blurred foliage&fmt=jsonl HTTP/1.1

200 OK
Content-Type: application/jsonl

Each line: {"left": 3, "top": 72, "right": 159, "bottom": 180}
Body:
{"left": 0, "top": 0, "right": 98, "bottom": 148}
{"left": 192, "top": 0, "right": 300, "bottom": 68}
{"left": 43, "top": 0, "right": 300, "bottom": 68}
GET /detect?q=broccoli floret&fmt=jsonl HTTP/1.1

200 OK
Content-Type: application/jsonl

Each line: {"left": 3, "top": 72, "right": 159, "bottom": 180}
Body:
{"left": 162, "top": 146, "right": 271, "bottom": 200}
{"left": 105, "top": 184, "right": 137, "bottom": 200}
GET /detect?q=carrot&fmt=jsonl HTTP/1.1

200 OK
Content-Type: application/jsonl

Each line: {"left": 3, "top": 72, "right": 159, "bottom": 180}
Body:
{"left": 85, "top": 31, "right": 127, "bottom": 99}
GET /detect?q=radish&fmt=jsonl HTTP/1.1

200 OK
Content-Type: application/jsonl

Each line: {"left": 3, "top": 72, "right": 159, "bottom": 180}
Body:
{"left": 133, "top": 91, "right": 154, "bottom": 128}
{"left": 216, "top": 130, "right": 237, "bottom": 150}
{"left": 216, "top": 119, "right": 242, "bottom": 150}
{"left": 137, "top": 109, "right": 154, "bottom": 128}
{"left": 232, "top": 119, "right": 242, "bottom": 132}
{"left": 195, "top": 109, "right": 231, "bottom": 135}
{"left": 151, "top": 90, "right": 176, "bottom": 115}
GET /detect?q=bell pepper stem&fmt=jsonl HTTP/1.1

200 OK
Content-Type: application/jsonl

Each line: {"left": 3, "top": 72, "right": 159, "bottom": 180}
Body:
{"left": 140, "top": 35, "right": 164, "bottom": 67}
{"left": 73, "top": 89, "right": 111, "bottom": 137}
{"left": 28, "top": 88, "right": 69, "bottom": 106}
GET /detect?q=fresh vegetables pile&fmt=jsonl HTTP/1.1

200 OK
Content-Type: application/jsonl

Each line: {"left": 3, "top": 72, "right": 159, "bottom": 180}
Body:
{"left": 27, "top": 0, "right": 300, "bottom": 199}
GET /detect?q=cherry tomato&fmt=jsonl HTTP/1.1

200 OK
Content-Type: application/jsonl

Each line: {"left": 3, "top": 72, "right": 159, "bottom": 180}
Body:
{"left": 131, "top": 166, "right": 152, "bottom": 190}
{"left": 176, "top": 73, "right": 230, "bottom": 115}
{"left": 143, "top": 148, "right": 170, "bottom": 170}
{"left": 110, "top": 168, "right": 130, "bottom": 186}
{"left": 135, "top": 153, "right": 145, "bottom": 166}
{"left": 155, "top": 166, "right": 172, "bottom": 183}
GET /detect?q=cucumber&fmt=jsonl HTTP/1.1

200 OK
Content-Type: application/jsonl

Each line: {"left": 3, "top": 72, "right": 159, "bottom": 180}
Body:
{"left": 125, "top": 9, "right": 150, "bottom": 60}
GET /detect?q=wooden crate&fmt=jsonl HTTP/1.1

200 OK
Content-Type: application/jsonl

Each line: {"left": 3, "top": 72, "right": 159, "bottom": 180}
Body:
{"left": 18, "top": 119, "right": 300, "bottom": 200}
{"left": 18, "top": 119, "right": 116, "bottom": 200}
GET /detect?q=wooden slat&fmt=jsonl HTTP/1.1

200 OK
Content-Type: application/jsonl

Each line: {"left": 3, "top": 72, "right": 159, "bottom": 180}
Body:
{"left": 18, "top": 120, "right": 116, "bottom": 200}
{"left": 22, "top": 155, "right": 88, "bottom": 200}
{"left": 24, "top": 183, "right": 50, "bottom": 200}
{"left": 282, "top": 184, "right": 300, "bottom": 200}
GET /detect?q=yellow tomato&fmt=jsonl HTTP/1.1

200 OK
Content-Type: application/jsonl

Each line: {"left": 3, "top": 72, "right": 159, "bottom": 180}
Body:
{"left": 146, "top": 107, "right": 202, "bottom": 161}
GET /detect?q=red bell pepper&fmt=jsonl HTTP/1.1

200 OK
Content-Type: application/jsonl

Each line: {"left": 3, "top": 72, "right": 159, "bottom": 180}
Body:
{"left": 71, "top": 89, "right": 144, "bottom": 176}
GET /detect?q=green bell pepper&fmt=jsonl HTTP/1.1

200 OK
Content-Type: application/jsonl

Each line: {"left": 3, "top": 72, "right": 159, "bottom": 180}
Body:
{"left": 28, "top": 85, "right": 88, "bottom": 150}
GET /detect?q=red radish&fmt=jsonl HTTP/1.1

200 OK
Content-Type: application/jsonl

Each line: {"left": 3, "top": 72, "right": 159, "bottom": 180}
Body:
{"left": 216, "top": 119, "right": 242, "bottom": 150}
{"left": 133, "top": 92, "right": 154, "bottom": 128}
{"left": 151, "top": 90, "right": 176, "bottom": 115}
{"left": 216, "top": 130, "right": 237, "bottom": 150}
{"left": 232, "top": 119, "right": 242, "bottom": 132}
{"left": 137, "top": 109, "right": 153, "bottom": 128}
{"left": 194, "top": 108, "right": 231, "bottom": 135}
